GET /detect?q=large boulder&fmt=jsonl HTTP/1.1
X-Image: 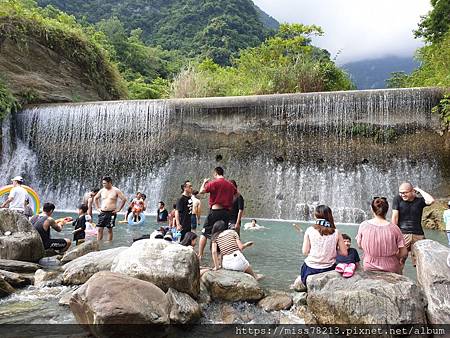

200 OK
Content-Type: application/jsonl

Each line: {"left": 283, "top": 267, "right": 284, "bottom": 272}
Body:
{"left": 111, "top": 240, "right": 200, "bottom": 298}
{"left": 258, "top": 292, "right": 293, "bottom": 312}
{"left": 62, "top": 247, "right": 127, "bottom": 285}
{"left": 0, "top": 209, "right": 44, "bottom": 262}
{"left": 413, "top": 239, "right": 450, "bottom": 324}
{"left": 34, "top": 269, "right": 62, "bottom": 287}
{"left": 69, "top": 271, "right": 170, "bottom": 326}
{"left": 0, "top": 259, "right": 42, "bottom": 273}
{"left": 166, "top": 288, "right": 201, "bottom": 324}
{"left": 200, "top": 269, "right": 264, "bottom": 302}
{"left": 307, "top": 270, "right": 427, "bottom": 324}
{"left": 0, "top": 269, "right": 33, "bottom": 287}
{"left": 0, "top": 278, "right": 15, "bottom": 298}
{"left": 60, "top": 240, "right": 100, "bottom": 264}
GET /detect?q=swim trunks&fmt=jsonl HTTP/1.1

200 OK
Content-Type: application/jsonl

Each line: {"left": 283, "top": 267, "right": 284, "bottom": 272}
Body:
{"left": 98, "top": 211, "right": 116, "bottom": 228}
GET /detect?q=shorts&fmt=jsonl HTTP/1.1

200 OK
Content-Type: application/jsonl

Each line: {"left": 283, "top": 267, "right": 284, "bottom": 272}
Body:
{"left": 300, "top": 262, "right": 335, "bottom": 286}
{"left": 201, "top": 209, "right": 230, "bottom": 239}
{"left": 222, "top": 250, "right": 249, "bottom": 272}
{"left": 402, "top": 233, "right": 425, "bottom": 266}
{"left": 46, "top": 238, "right": 67, "bottom": 250}
{"left": 98, "top": 211, "right": 116, "bottom": 228}
{"left": 191, "top": 214, "right": 198, "bottom": 230}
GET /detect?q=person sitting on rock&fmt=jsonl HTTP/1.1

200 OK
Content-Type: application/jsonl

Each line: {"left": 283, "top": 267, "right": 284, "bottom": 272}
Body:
{"left": 300, "top": 205, "right": 348, "bottom": 286}
{"left": 30, "top": 202, "right": 71, "bottom": 252}
{"left": 211, "top": 220, "right": 261, "bottom": 280}
{"left": 335, "top": 233, "right": 360, "bottom": 278}
{"left": 180, "top": 231, "right": 197, "bottom": 247}
{"left": 357, "top": 197, "right": 408, "bottom": 274}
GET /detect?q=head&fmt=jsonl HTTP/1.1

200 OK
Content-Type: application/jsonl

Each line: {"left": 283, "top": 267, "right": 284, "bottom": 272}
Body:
{"left": 180, "top": 231, "right": 198, "bottom": 247}
{"left": 313, "top": 205, "right": 336, "bottom": 236}
{"left": 213, "top": 167, "right": 224, "bottom": 178}
{"left": 398, "top": 182, "right": 415, "bottom": 201}
{"left": 181, "top": 180, "right": 193, "bottom": 196}
{"left": 342, "top": 233, "right": 352, "bottom": 248}
{"left": 211, "top": 220, "right": 229, "bottom": 242}
{"left": 159, "top": 201, "right": 165, "bottom": 209}
{"left": 11, "top": 176, "right": 23, "bottom": 186}
{"left": 102, "top": 176, "right": 113, "bottom": 189}
{"left": 136, "top": 191, "right": 142, "bottom": 199}
{"left": 77, "top": 204, "right": 88, "bottom": 215}
{"left": 251, "top": 219, "right": 257, "bottom": 226}
{"left": 193, "top": 190, "right": 199, "bottom": 197}
{"left": 141, "top": 193, "right": 146, "bottom": 201}
{"left": 90, "top": 188, "right": 100, "bottom": 197}
{"left": 43, "top": 202, "right": 56, "bottom": 216}
{"left": 172, "top": 203, "right": 177, "bottom": 210}
{"left": 371, "top": 197, "right": 389, "bottom": 218}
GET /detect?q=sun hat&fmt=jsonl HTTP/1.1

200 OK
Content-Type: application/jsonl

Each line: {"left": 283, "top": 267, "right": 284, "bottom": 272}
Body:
{"left": 11, "top": 176, "right": 24, "bottom": 182}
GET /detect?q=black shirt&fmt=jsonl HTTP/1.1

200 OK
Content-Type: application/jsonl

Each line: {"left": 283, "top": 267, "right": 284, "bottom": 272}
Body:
{"left": 73, "top": 215, "right": 86, "bottom": 241}
{"left": 157, "top": 208, "right": 168, "bottom": 222}
{"left": 336, "top": 247, "right": 360, "bottom": 264}
{"left": 176, "top": 195, "right": 192, "bottom": 231}
{"left": 392, "top": 195, "right": 427, "bottom": 235}
{"left": 230, "top": 194, "right": 244, "bottom": 224}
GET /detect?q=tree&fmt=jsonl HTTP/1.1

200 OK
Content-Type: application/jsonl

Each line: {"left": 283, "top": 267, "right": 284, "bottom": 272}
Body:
{"left": 415, "top": 0, "right": 450, "bottom": 42}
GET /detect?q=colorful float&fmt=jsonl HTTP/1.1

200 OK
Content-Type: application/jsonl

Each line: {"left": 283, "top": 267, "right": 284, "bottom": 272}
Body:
{"left": 0, "top": 185, "right": 40, "bottom": 215}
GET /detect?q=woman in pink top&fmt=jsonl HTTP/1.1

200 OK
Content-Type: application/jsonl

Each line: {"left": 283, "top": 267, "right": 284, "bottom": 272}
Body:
{"left": 356, "top": 197, "right": 408, "bottom": 274}
{"left": 300, "top": 205, "right": 348, "bottom": 285}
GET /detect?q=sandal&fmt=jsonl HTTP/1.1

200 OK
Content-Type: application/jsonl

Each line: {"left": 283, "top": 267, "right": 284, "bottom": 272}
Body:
{"left": 335, "top": 263, "right": 347, "bottom": 273}
{"left": 343, "top": 263, "right": 356, "bottom": 278}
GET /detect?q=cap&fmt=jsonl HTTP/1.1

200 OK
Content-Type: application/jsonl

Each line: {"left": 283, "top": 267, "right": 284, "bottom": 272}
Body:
{"left": 11, "top": 176, "right": 24, "bottom": 182}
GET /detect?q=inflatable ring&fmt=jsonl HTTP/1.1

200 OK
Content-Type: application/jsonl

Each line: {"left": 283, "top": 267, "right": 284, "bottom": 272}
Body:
{"left": 127, "top": 212, "right": 146, "bottom": 226}
{"left": 0, "top": 184, "right": 40, "bottom": 215}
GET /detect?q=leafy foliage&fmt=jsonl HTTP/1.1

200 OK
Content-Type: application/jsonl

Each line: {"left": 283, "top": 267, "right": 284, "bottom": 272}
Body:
{"left": 171, "top": 24, "right": 354, "bottom": 98}
{"left": 415, "top": 0, "right": 450, "bottom": 43}
{"left": 37, "top": 0, "right": 273, "bottom": 65}
{"left": 0, "top": 79, "right": 19, "bottom": 120}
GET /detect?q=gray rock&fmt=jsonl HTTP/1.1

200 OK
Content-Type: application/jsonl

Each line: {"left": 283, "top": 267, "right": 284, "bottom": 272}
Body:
{"left": 307, "top": 270, "right": 427, "bottom": 324}
{"left": 0, "top": 269, "right": 33, "bottom": 287}
{"left": 0, "top": 209, "right": 44, "bottom": 262}
{"left": 292, "top": 292, "right": 307, "bottom": 307}
{"left": 34, "top": 269, "right": 62, "bottom": 287}
{"left": 279, "top": 311, "right": 305, "bottom": 324}
{"left": 291, "top": 276, "right": 307, "bottom": 292}
{"left": 198, "top": 280, "right": 211, "bottom": 304}
{"left": 62, "top": 247, "right": 128, "bottom": 285}
{"left": 69, "top": 271, "right": 170, "bottom": 326}
{"left": 258, "top": 292, "right": 293, "bottom": 311}
{"left": 0, "top": 259, "right": 42, "bottom": 273}
{"left": 60, "top": 240, "right": 100, "bottom": 264}
{"left": 413, "top": 239, "right": 450, "bottom": 324}
{"left": 111, "top": 240, "right": 200, "bottom": 298}
{"left": 0, "top": 277, "right": 15, "bottom": 298}
{"left": 38, "top": 256, "right": 62, "bottom": 267}
{"left": 201, "top": 270, "right": 264, "bottom": 302}
{"left": 166, "top": 288, "right": 201, "bottom": 324}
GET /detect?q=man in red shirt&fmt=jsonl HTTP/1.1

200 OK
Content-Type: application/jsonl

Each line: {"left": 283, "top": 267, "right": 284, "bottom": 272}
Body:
{"left": 198, "top": 167, "right": 237, "bottom": 260}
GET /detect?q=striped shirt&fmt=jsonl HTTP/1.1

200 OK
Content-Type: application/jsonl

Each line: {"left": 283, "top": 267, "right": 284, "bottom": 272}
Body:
{"left": 215, "top": 229, "right": 240, "bottom": 256}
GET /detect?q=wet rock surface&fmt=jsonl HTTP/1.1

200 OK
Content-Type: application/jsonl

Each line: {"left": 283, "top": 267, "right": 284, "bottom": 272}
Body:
{"left": 166, "top": 288, "right": 201, "bottom": 324}
{"left": 60, "top": 240, "right": 100, "bottom": 264}
{"left": 0, "top": 259, "right": 42, "bottom": 273}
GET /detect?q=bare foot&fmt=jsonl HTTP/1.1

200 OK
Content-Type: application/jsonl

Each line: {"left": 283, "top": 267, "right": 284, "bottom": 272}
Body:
{"left": 255, "top": 273, "right": 264, "bottom": 281}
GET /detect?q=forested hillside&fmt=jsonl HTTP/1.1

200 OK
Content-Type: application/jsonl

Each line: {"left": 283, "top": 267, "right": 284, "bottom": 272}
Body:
{"left": 37, "top": 0, "right": 273, "bottom": 65}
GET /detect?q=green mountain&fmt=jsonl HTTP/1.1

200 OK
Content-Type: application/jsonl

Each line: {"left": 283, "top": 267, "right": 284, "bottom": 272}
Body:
{"left": 37, "top": 0, "right": 277, "bottom": 65}
{"left": 342, "top": 56, "right": 419, "bottom": 89}
{"left": 254, "top": 5, "right": 279, "bottom": 30}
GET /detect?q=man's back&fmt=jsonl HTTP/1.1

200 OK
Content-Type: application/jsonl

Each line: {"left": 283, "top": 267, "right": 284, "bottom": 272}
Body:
{"left": 9, "top": 186, "right": 28, "bottom": 211}
{"left": 205, "top": 178, "right": 236, "bottom": 209}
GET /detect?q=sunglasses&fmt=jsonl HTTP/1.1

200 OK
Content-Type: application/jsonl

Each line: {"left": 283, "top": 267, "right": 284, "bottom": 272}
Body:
{"left": 399, "top": 190, "right": 412, "bottom": 195}
{"left": 373, "top": 196, "right": 387, "bottom": 201}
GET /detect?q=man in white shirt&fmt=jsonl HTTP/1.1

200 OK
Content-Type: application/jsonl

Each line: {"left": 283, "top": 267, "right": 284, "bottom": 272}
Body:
{"left": 1, "top": 176, "right": 29, "bottom": 213}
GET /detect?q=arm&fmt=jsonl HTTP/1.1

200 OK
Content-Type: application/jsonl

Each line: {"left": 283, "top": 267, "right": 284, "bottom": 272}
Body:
{"left": 414, "top": 187, "right": 435, "bottom": 205}
{"left": 175, "top": 209, "right": 182, "bottom": 231}
{"left": 0, "top": 196, "right": 13, "bottom": 208}
{"left": 48, "top": 218, "right": 63, "bottom": 232}
{"left": 302, "top": 232, "right": 311, "bottom": 255}
{"left": 391, "top": 209, "right": 399, "bottom": 226}
{"left": 199, "top": 178, "right": 209, "bottom": 194}
{"left": 115, "top": 189, "right": 127, "bottom": 213}
{"left": 94, "top": 190, "right": 102, "bottom": 211}
{"left": 235, "top": 236, "right": 253, "bottom": 251}
{"left": 337, "top": 233, "right": 348, "bottom": 256}
{"left": 211, "top": 241, "right": 221, "bottom": 270}
{"left": 397, "top": 246, "right": 408, "bottom": 259}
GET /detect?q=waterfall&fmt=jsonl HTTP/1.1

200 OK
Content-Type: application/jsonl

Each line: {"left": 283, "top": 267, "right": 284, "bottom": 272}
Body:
{"left": 1, "top": 87, "right": 447, "bottom": 222}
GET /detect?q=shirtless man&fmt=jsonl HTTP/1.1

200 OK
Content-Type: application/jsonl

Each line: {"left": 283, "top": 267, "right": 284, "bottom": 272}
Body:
{"left": 94, "top": 176, "right": 127, "bottom": 241}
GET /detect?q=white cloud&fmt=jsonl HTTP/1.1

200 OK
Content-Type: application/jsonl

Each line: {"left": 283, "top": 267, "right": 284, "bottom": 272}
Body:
{"left": 253, "top": 0, "right": 431, "bottom": 64}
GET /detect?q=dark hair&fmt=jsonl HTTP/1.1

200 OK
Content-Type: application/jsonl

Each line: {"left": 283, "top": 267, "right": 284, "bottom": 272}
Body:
{"left": 193, "top": 190, "right": 199, "bottom": 196}
{"left": 371, "top": 197, "right": 389, "bottom": 217}
{"left": 181, "top": 180, "right": 191, "bottom": 192}
{"left": 342, "top": 233, "right": 351, "bottom": 241}
{"left": 214, "top": 167, "right": 224, "bottom": 176}
{"left": 91, "top": 188, "right": 100, "bottom": 194}
{"left": 173, "top": 204, "right": 177, "bottom": 209}
{"left": 141, "top": 194, "right": 146, "bottom": 200}
{"left": 78, "top": 204, "right": 88, "bottom": 213}
{"left": 251, "top": 219, "right": 257, "bottom": 222}
{"left": 180, "top": 232, "right": 198, "bottom": 246}
{"left": 43, "top": 202, "right": 55, "bottom": 213}
{"left": 314, "top": 205, "right": 336, "bottom": 236}
{"left": 159, "top": 201, "right": 165, "bottom": 206}
{"left": 230, "top": 180, "right": 237, "bottom": 188}
{"left": 211, "top": 220, "right": 229, "bottom": 242}
{"left": 102, "top": 176, "right": 112, "bottom": 183}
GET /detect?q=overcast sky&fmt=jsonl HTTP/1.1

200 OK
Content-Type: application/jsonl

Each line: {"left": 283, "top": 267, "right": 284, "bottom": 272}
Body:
{"left": 253, "top": 0, "right": 431, "bottom": 64}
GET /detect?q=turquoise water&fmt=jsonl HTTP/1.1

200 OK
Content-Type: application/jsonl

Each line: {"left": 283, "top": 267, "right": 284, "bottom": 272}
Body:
{"left": 53, "top": 212, "right": 449, "bottom": 290}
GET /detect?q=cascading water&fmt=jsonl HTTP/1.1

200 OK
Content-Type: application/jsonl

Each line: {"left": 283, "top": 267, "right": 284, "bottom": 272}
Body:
{"left": 1, "top": 87, "right": 448, "bottom": 222}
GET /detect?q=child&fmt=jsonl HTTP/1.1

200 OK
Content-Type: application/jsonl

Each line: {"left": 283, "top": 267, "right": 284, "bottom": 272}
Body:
{"left": 23, "top": 197, "right": 34, "bottom": 218}
{"left": 335, "top": 233, "right": 360, "bottom": 278}
{"left": 444, "top": 201, "right": 450, "bottom": 247}
{"left": 72, "top": 204, "right": 88, "bottom": 245}
{"left": 84, "top": 214, "right": 98, "bottom": 239}
{"left": 124, "top": 192, "right": 145, "bottom": 221}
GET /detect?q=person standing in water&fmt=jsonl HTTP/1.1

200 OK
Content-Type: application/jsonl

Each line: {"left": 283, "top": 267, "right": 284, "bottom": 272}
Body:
{"left": 94, "top": 176, "right": 127, "bottom": 241}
